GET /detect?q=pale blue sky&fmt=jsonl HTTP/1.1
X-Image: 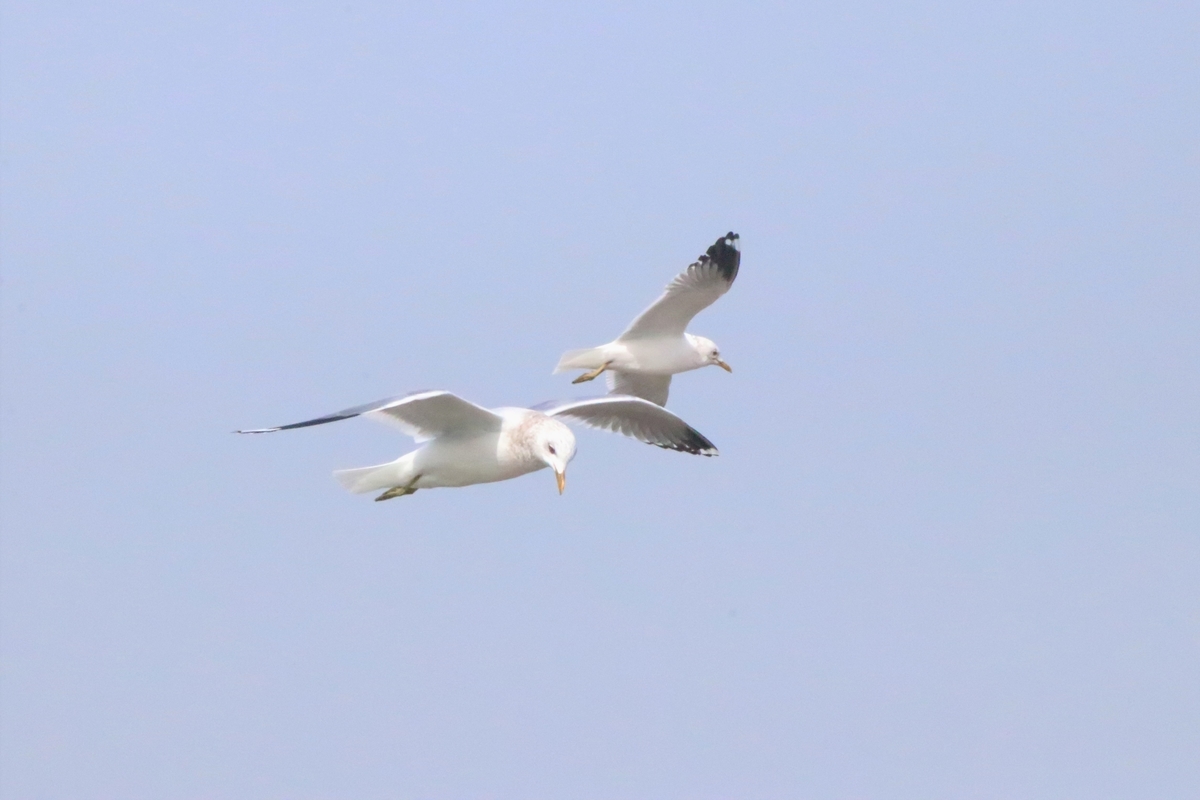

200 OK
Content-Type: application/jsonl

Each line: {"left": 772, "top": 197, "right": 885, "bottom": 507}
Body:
{"left": 2, "top": 1, "right": 1198, "bottom": 798}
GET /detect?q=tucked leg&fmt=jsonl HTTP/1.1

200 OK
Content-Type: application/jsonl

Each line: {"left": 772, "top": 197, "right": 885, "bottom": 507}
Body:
{"left": 572, "top": 361, "right": 612, "bottom": 384}
{"left": 375, "top": 473, "right": 422, "bottom": 502}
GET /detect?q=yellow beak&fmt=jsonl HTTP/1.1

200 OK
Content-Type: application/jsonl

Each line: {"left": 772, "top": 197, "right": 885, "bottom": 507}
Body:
{"left": 716, "top": 358, "right": 733, "bottom": 373}
{"left": 555, "top": 470, "right": 566, "bottom": 494}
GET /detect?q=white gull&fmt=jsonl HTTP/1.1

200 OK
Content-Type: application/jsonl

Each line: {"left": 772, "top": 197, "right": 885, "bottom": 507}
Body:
{"left": 238, "top": 390, "right": 716, "bottom": 501}
{"left": 554, "top": 232, "right": 740, "bottom": 406}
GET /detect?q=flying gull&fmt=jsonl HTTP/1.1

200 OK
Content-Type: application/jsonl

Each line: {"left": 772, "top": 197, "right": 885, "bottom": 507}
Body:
{"left": 554, "top": 232, "right": 740, "bottom": 406}
{"left": 238, "top": 390, "right": 717, "bottom": 501}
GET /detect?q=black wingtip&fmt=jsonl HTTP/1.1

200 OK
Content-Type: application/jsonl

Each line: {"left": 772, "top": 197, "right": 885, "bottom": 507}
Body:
{"left": 702, "top": 232, "right": 740, "bottom": 282}
{"left": 659, "top": 425, "right": 719, "bottom": 457}
{"left": 234, "top": 410, "right": 361, "bottom": 435}
{"left": 275, "top": 413, "right": 359, "bottom": 431}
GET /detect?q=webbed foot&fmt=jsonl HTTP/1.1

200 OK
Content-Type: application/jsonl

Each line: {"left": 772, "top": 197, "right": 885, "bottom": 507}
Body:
{"left": 375, "top": 474, "right": 422, "bottom": 502}
{"left": 571, "top": 361, "right": 612, "bottom": 384}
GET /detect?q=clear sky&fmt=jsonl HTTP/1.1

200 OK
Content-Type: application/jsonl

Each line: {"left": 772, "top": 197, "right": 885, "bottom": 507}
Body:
{"left": 1, "top": 1, "right": 1197, "bottom": 798}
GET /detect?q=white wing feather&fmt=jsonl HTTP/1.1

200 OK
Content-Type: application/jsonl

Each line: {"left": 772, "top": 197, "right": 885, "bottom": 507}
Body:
{"left": 537, "top": 395, "right": 717, "bottom": 455}
{"left": 618, "top": 232, "right": 740, "bottom": 340}
{"left": 606, "top": 371, "right": 672, "bottom": 406}
{"left": 237, "top": 390, "right": 503, "bottom": 442}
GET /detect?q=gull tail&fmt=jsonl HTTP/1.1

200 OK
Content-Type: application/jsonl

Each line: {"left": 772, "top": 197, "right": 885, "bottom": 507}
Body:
{"left": 554, "top": 346, "right": 608, "bottom": 374}
{"left": 333, "top": 455, "right": 415, "bottom": 495}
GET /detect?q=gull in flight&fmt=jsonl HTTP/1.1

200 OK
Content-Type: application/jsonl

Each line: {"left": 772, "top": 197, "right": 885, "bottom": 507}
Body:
{"left": 554, "top": 232, "right": 740, "bottom": 406}
{"left": 238, "top": 390, "right": 717, "bottom": 501}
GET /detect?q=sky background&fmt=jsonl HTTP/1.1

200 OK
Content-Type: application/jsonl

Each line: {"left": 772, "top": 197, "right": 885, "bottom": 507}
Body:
{"left": 2, "top": 1, "right": 1198, "bottom": 798}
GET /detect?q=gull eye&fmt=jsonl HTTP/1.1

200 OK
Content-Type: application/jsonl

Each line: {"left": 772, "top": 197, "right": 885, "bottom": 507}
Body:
{"left": 548, "top": 445, "right": 557, "bottom": 455}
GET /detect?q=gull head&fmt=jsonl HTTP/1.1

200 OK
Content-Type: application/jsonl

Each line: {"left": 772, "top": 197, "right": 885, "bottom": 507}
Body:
{"left": 534, "top": 418, "right": 577, "bottom": 494}
{"left": 689, "top": 334, "right": 733, "bottom": 373}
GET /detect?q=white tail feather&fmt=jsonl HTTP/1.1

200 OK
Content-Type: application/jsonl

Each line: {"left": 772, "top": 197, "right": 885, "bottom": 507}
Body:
{"left": 333, "top": 458, "right": 410, "bottom": 494}
{"left": 554, "top": 346, "right": 607, "bottom": 373}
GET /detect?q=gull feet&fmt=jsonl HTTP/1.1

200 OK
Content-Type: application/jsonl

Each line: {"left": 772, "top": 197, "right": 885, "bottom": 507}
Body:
{"left": 375, "top": 474, "right": 422, "bottom": 502}
{"left": 571, "top": 361, "right": 612, "bottom": 384}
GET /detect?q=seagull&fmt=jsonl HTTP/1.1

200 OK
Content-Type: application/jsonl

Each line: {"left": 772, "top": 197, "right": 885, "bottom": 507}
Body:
{"left": 238, "top": 390, "right": 717, "bottom": 501}
{"left": 554, "top": 232, "right": 740, "bottom": 406}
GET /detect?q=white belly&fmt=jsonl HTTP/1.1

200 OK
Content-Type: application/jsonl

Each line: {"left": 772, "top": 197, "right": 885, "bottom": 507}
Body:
{"left": 411, "top": 433, "right": 543, "bottom": 489}
{"left": 611, "top": 337, "right": 701, "bottom": 374}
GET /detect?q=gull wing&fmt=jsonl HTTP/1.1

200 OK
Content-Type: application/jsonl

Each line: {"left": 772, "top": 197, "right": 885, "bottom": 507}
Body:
{"left": 617, "top": 232, "right": 740, "bottom": 341}
{"left": 606, "top": 371, "right": 672, "bottom": 406}
{"left": 535, "top": 395, "right": 718, "bottom": 456}
{"left": 237, "top": 390, "right": 503, "bottom": 442}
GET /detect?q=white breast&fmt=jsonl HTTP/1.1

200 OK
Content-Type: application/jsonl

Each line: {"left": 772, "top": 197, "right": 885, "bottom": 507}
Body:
{"left": 412, "top": 430, "right": 542, "bottom": 488}
{"left": 612, "top": 337, "right": 703, "bottom": 374}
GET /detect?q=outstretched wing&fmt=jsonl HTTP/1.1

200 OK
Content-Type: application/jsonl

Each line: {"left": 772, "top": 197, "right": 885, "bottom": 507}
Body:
{"left": 607, "top": 371, "right": 672, "bottom": 406}
{"left": 535, "top": 395, "right": 718, "bottom": 456}
{"left": 618, "top": 232, "right": 740, "bottom": 341}
{"left": 237, "top": 390, "right": 503, "bottom": 442}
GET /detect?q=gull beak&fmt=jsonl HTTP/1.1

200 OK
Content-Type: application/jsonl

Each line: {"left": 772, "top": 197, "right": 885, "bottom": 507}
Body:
{"left": 555, "top": 470, "right": 566, "bottom": 495}
{"left": 716, "top": 358, "right": 733, "bottom": 373}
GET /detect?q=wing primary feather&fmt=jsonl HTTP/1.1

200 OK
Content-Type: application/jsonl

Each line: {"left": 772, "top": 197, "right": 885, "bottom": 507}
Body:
{"left": 539, "top": 395, "right": 719, "bottom": 456}
{"left": 616, "top": 232, "right": 740, "bottom": 341}
{"left": 235, "top": 392, "right": 416, "bottom": 435}
{"left": 705, "top": 232, "right": 740, "bottom": 283}
{"left": 236, "top": 408, "right": 374, "bottom": 434}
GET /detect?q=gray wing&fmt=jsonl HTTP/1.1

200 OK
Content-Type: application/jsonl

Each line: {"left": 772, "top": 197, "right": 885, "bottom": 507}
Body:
{"left": 237, "top": 390, "right": 503, "bottom": 442}
{"left": 536, "top": 395, "right": 718, "bottom": 456}
{"left": 606, "top": 370, "right": 672, "bottom": 406}
{"left": 618, "top": 232, "right": 740, "bottom": 341}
